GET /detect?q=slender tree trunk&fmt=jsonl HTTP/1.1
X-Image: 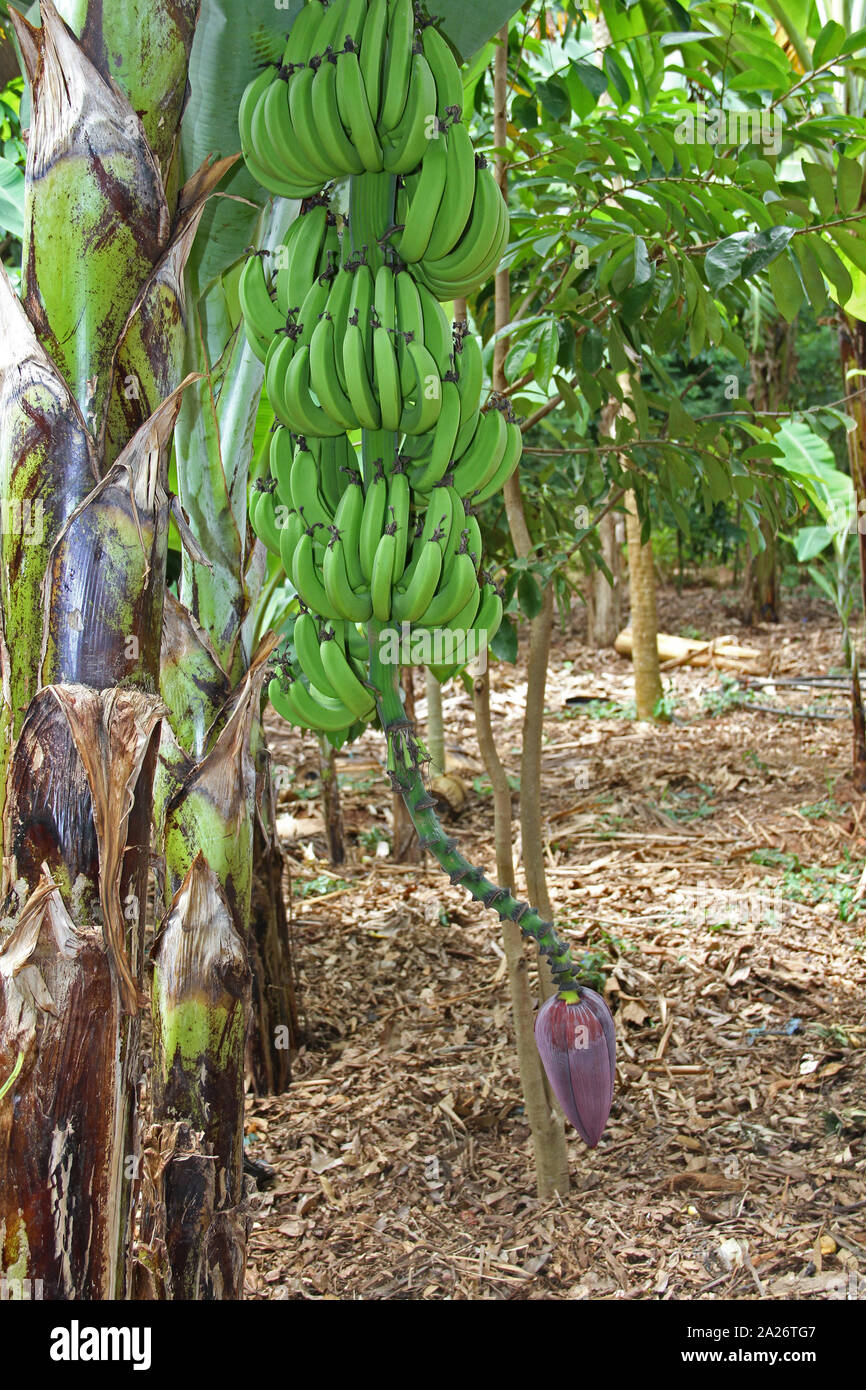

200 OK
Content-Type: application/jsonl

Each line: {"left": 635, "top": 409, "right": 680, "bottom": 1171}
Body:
{"left": 0, "top": 0, "right": 204, "bottom": 1299}
{"left": 494, "top": 25, "right": 569, "bottom": 1194}
{"left": 625, "top": 492, "right": 662, "bottom": 720}
{"left": 840, "top": 315, "right": 866, "bottom": 786}
{"left": 587, "top": 510, "right": 623, "bottom": 647}
{"left": 319, "top": 738, "right": 346, "bottom": 866}
{"left": 742, "top": 318, "right": 793, "bottom": 625}
{"left": 743, "top": 516, "right": 779, "bottom": 625}
{"left": 473, "top": 675, "right": 569, "bottom": 1197}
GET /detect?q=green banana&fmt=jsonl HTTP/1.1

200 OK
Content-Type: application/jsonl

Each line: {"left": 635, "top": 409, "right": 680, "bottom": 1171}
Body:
{"left": 374, "top": 264, "right": 397, "bottom": 332}
{"left": 265, "top": 331, "right": 299, "bottom": 427}
{"left": 336, "top": 47, "right": 385, "bottom": 172}
{"left": 399, "top": 492, "right": 453, "bottom": 589}
{"left": 392, "top": 540, "right": 443, "bottom": 623}
{"left": 239, "top": 253, "right": 283, "bottom": 361}
{"left": 290, "top": 439, "right": 337, "bottom": 536}
{"left": 461, "top": 508, "right": 483, "bottom": 565}
{"left": 454, "top": 327, "right": 484, "bottom": 419}
{"left": 239, "top": 65, "right": 276, "bottom": 154}
{"left": 382, "top": 51, "right": 438, "bottom": 176}
{"left": 256, "top": 77, "right": 329, "bottom": 192}
{"left": 416, "top": 282, "right": 454, "bottom": 372}
{"left": 386, "top": 468, "right": 411, "bottom": 574}
{"left": 473, "top": 582, "right": 504, "bottom": 646}
{"left": 400, "top": 340, "right": 443, "bottom": 435}
{"left": 333, "top": 478, "right": 366, "bottom": 591}
{"left": 257, "top": 488, "right": 288, "bottom": 557}
{"left": 336, "top": 0, "right": 368, "bottom": 51}
{"left": 380, "top": 0, "right": 415, "bottom": 134}
{"left": 325, "top": 266, "right": 355, "bottom": 395}
{"left": 293, "top": 531, "right": 342, "bottom": 620}
{"left": 473, "top": 420, "right": 523, "bottom": 503}
{"left": 419, "top": 177, "right": 509, "bottom": 298}
{"left": 312, "top": 53, "right": 367, "bottom": 176}
{"left": 283, "top": 2, "right": 327, "bottom": 67}
{"left": 424, "top": 120, "right": 477, "bottom": 260}
{"left": 370, "top": 530, "right": 397, "bottom": 621}
{"left": 283, "top": 344, "right": 347, "bottom": 437}
{"left": 347, "top": 261, "right": 375, "bottom": 359}
{"left": 244, "top": 68, "right": 320, "bottom": 196}
{"left": 280, "top": 508, "right": 305, "bottom": 575}
{"left": 421, "top": 22, "right": 464, "bottom": 119}
{"left": 309, "top": 314, "right": 358, "bottom": 429}
{"left": 359, "top": 462, "right": 388, "bottom": 580}
{"left": 394, "top": 269, "right": 425, "bottom": 391}
{"left": 343, "top": 320, "right": 382, "bottom": 430}
{"left": 294, "top": 611, "right": 342, "bottom": 701}
{"left": 451, "top": 406, "right": 509, "bottom": 496}
{"left": 395, "top": 131, "right": 448, "bottom": 262}
{"left": 416, "top": 548, "right": 479, "bottom": 629}
{"left": 359, "top": 0, "right": 389, "bottom": 124}
{"left": 323, "top": 532, "right": 374, "bottom": 622}
{"left": 373, "top": 325, "right": 402, "bottom": 432}
{"left": 307, "top": 0, "right": 351, "bottom": 61}
{"left": 270, "top": 677, "right": 360, "bottom": 735}
{"left": 270, "top": 426, "right": 295, "bottom": 506}
{"left": 318, "top": 434, "right": 356, "bottom": 514}
{"left": 408, "top": 379, "right": 462, "bottom": 492}
{"left": 320, "top": 632, "right": 376, "bottom": 718}
{"left": 276, "top": 202, "right": 329, "bottom": 315}
{"left": 288, "top": 63, "right": 338, "bottom": 182}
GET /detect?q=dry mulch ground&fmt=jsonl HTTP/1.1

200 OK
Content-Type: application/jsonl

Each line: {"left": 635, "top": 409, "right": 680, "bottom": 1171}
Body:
{"left": 246, "top": 581, "right": 866, "bottom": 1301}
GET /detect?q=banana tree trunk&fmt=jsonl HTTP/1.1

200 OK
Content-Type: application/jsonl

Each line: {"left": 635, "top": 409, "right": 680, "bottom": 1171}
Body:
{"left": 165, "top": 193, "right": 299, "bottom": 1096}
{"left": 0, "top": 0, "right": 208, "bottom": 1299}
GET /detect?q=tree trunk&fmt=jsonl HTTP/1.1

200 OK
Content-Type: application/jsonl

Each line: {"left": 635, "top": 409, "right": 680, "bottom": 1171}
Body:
{"left": 839, "top": 315, "right": 866, "bottom": 785}
{"left": 587, "top": 510, "right": 623, "bottom": 647}
{"left": 742, "top": 516, "right": 779, "bottom": 625}
{"left": 0, "top": 0, "right": 203, "bottom": 1299}
{"left": 741, "top": 316, "right": 793, "bottom": 625}
{"left": 473, "top": 674, "right": 569, "bottom": 1198}
{"left": 319, "top": 738, "right": 346, "bottom": 866}
{"left": 625, "top": 492, "right": 662, "bottom": 720}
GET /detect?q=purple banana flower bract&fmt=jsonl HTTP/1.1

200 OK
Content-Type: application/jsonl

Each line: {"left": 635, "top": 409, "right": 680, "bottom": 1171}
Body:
{"left": 534, "top": 988, "right": 616, "bottom": 1147}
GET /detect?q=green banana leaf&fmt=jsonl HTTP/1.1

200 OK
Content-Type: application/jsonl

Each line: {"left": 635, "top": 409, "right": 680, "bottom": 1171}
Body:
{"left": 0, "top": 153, "right": 23, "bottom": 240}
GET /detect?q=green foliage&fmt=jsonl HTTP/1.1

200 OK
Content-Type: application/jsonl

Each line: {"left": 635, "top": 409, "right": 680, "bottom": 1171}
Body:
{"left": 0, "top": 74, "right": 24, "bottom": 272}
{"left": 463, "top": 0, "right": 866, "bottom": 601}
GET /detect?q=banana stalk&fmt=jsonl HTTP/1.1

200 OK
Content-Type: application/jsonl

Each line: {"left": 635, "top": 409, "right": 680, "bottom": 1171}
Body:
{"left": 367, "top": 626, "right": 581, "bottom": 994}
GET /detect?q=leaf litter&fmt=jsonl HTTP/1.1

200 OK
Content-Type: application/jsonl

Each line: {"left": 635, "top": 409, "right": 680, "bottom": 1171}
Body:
{"left": 246, "top": 584, "right": 865, "bottom": 1300}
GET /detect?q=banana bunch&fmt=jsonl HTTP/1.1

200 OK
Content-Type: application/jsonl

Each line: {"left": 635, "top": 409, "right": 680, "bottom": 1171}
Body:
{"left": 239, "top": 0, "right": 470, "bottom": 196}
{"left": 396, "top": 153, "right": 509, "bottom": 301}
{"left": 241, "top": 4, "right": 519, "bottom": 739}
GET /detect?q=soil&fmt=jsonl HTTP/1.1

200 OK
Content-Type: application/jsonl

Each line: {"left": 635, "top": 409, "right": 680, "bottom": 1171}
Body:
{"left": 246, "top": 579, "right": 866, "bottom": 1301}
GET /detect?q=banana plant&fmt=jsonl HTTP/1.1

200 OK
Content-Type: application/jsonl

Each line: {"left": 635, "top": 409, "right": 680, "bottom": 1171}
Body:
{"left": 0, "top": 0, "right": 215, "bottom": 1301}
